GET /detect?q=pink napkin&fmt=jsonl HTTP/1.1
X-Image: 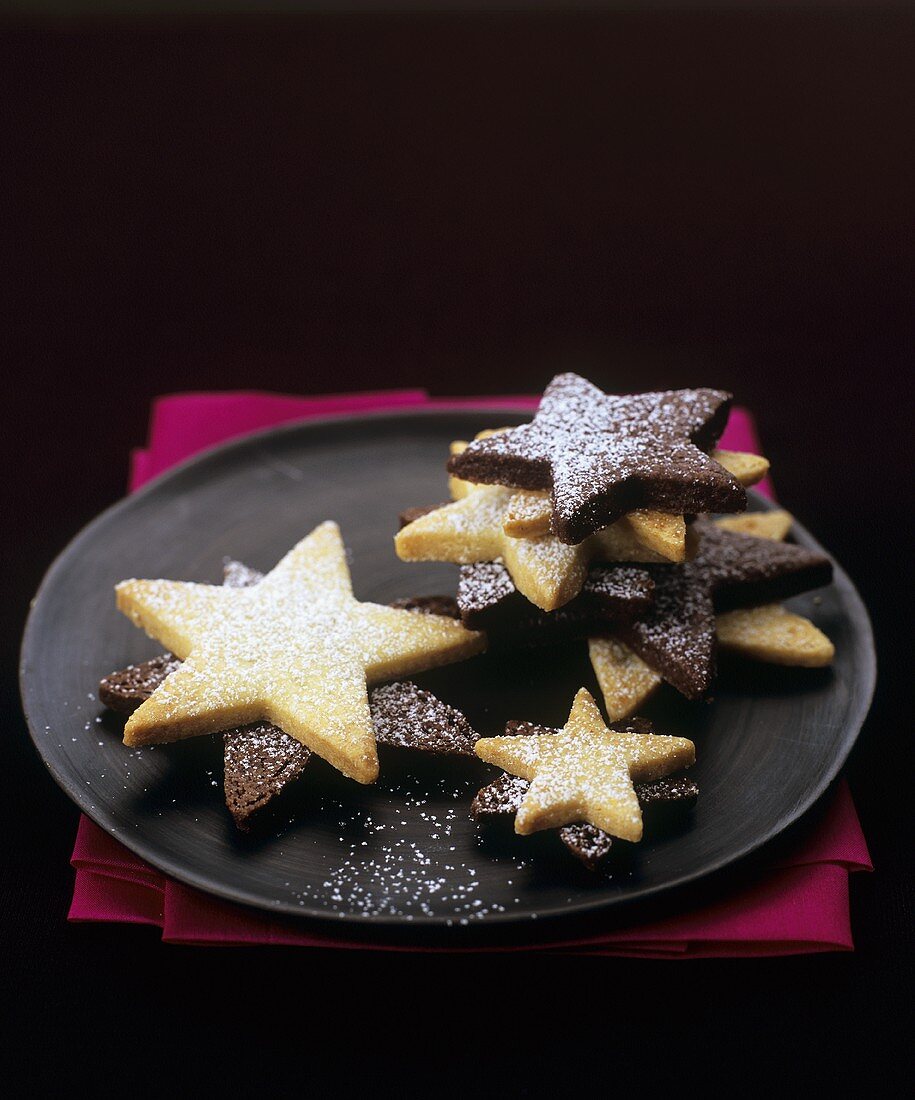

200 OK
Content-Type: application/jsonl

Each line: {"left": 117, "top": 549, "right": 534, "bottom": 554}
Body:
{"left": 70, "top": 389, "right": 871, "bottom": 955}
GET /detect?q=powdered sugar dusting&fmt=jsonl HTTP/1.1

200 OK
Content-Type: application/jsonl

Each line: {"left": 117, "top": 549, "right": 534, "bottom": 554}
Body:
{"left": 283, "top": 772, "right": 531, "bottom": 922}
{"left": 474, "top": 690, "right": 694, "bottom": 842}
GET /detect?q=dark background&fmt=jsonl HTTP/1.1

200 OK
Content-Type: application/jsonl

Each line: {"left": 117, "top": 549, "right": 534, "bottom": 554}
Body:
{"left": 2, "top": 9, "right": 911, "bottom": 1092}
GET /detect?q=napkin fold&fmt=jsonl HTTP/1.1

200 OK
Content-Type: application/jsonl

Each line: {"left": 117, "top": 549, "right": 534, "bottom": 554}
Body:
{"left": 70, "top": 388, "right": 870, "bottom": 955}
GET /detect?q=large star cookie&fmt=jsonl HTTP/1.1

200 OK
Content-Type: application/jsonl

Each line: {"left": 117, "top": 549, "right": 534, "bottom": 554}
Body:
{"left": 103, "top": 566, "right": 475, "bottom": 824}
{"left": 603, "top": 516, "right": 833, "bottom": 702}
{"left": 103, "top": 666, "right": 480, "bottom": 830}
{"left": 101, "top": 559, "right": 315, "bottom": 826}
{"left": 447, "top": 373, "right": 746, "bottom": 543}
{"left": 474, "top": 688, "right": 695, "bottom": 842}
{"left": 115, "top": 521, "right": 484, "bottom": 783}
{"left": 103, "top": 668, "right": 481, "bottom": 826}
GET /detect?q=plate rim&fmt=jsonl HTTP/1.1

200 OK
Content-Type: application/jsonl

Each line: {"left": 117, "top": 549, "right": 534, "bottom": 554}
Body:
{"left": 20, "top": 405, "right": 877, "bottom": 931}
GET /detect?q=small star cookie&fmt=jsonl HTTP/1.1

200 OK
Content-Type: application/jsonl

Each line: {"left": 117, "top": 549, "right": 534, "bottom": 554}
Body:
{"left": 473, "top": 688, "right": 695, "bottom": 842}
{"left": 472, "top": 747, "right": 698, "bottom": 870}
{"left": 115, "top": 522, "right": 485, "bottom": 783}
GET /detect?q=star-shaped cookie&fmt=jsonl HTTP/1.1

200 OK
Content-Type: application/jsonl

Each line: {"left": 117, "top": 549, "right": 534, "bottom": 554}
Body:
{"left": 473, "top": 688, "right": 695, "bottom": 841}
{"left": 396, "top": 479, "right": 669, "bottom": 613}
{"left": 472, "top": 753, "right": 698, "bottom": 870}
{"left": 101, "top": 559, "right": 315, "bottom": 826}
{"left": 605, "top": 516, "right": 833, "bottom": 701}
{"left": 456, "top": 559, "right": 654, "bottom": 642}
{"left": 449, "top": 435, "right": 698, "bottom": 563}
{"left": 115, "top": 521, "right": 484, "bottom": 783}
{"left": 587, "top": 511, "right": 835, "bottom": 717}
{"left": 498, "top": 447, "right": 769, "bottom": 545}
{"left": 447, "top": 373, "right": 746, "bottom": 543}
{"left": 103, "top": 564, "right": 477, "bottom": 824}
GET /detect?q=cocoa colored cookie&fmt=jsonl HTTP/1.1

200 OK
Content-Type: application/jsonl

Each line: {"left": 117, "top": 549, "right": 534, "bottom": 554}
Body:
{"left": 615, "top": 518, "right": 834, "bottom": 699}
{"left": 101, "top": 657, "right": 314, "bottom": 829}
{"left": 456, "top": 559, "right": 654, "bottom": 642}
{"left": 222, "top": 722, "right": 313, "bottom": 828}
{"left": 398, "top": 504, "right": 451, "bottom": 527}
{"left": 102, "top": 666, "right": 481, "bottom": 826}
{"left": 227, "top": 683, "right": 480, "bottom": 828}
{"left": 98, "top": 653, "right": 183, "bottom": 714}
{"left": 472, "top": 716, "right": 698, "bottom": 870}
{"left": 388, "top": 594, "right": 460, "bottom": 619}
{"left": 369, "top": 680, "right": 479, "bottom": 756}
{"left": 447, "top": 373, "right": 745, "bottom": 543}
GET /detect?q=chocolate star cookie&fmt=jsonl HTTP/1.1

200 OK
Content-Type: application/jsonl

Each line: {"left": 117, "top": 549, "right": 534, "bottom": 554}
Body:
{"left": 613, "top": 518, "right": 833, "bottom": 700}
{"left": 588, "top": 512, "right": 835, "bottom": 719}
{"left": 456, "top": 559, "right": 654, "bottom": 642}
{"left": 447, "top": 373, "right": 745, "bottom": 543}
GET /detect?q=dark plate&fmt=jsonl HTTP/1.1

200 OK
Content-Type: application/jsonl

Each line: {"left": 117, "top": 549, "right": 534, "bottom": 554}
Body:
{"left": 20, "top": 408, "right": 875, "bottom": 932}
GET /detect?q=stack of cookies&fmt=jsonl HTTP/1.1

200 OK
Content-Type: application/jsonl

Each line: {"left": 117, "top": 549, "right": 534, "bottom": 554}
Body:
{"left": 99, "top": 373, "right": 835, "bottom": 873}
{"left": 397, "top": 373, "right": 835, "bottom": 721}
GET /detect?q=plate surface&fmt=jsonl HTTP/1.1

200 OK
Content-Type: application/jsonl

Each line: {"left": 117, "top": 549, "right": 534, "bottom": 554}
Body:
{"left": 21, "top": 408, "right": 875, "bottom": 930}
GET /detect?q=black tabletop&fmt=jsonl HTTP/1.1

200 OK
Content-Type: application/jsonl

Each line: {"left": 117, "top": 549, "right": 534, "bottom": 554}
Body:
{"left": 2, "top": 10, "right": 910, "bottom": 1092}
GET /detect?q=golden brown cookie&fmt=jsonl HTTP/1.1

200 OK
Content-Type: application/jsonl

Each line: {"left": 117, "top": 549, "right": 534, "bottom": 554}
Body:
{"left": 715, "top": 603, "right": 835, "bottom": 667}
{"left": 503, "top": 494, "right": 689, "bottom": 562}
{"left": 499, "top": 447, "right": 767, "bottom": 545}
{"left": 587, "top": 637, "right": 663, "bottom": 721}
{"left": 116, "top": 521, "right": 485, "bottom": 783}
{"left": 398, "top": 460, "right": 676, "bottom": 611}
{"left": 473, "top": 688, "right": 695, "bottom": 841}
{"left": 452, "top": 436, "right": 691, "bottom": 562}
{"left": 713, "top": 449, "right": 770, "bottom": 487}
{"left": 715, "top": 510, "right": 793, "bottom": 541}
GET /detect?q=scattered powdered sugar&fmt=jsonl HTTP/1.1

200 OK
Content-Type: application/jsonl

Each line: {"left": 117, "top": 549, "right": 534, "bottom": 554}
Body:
{"left": 284, "top": 772, "right": 532, "bottom": 921}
